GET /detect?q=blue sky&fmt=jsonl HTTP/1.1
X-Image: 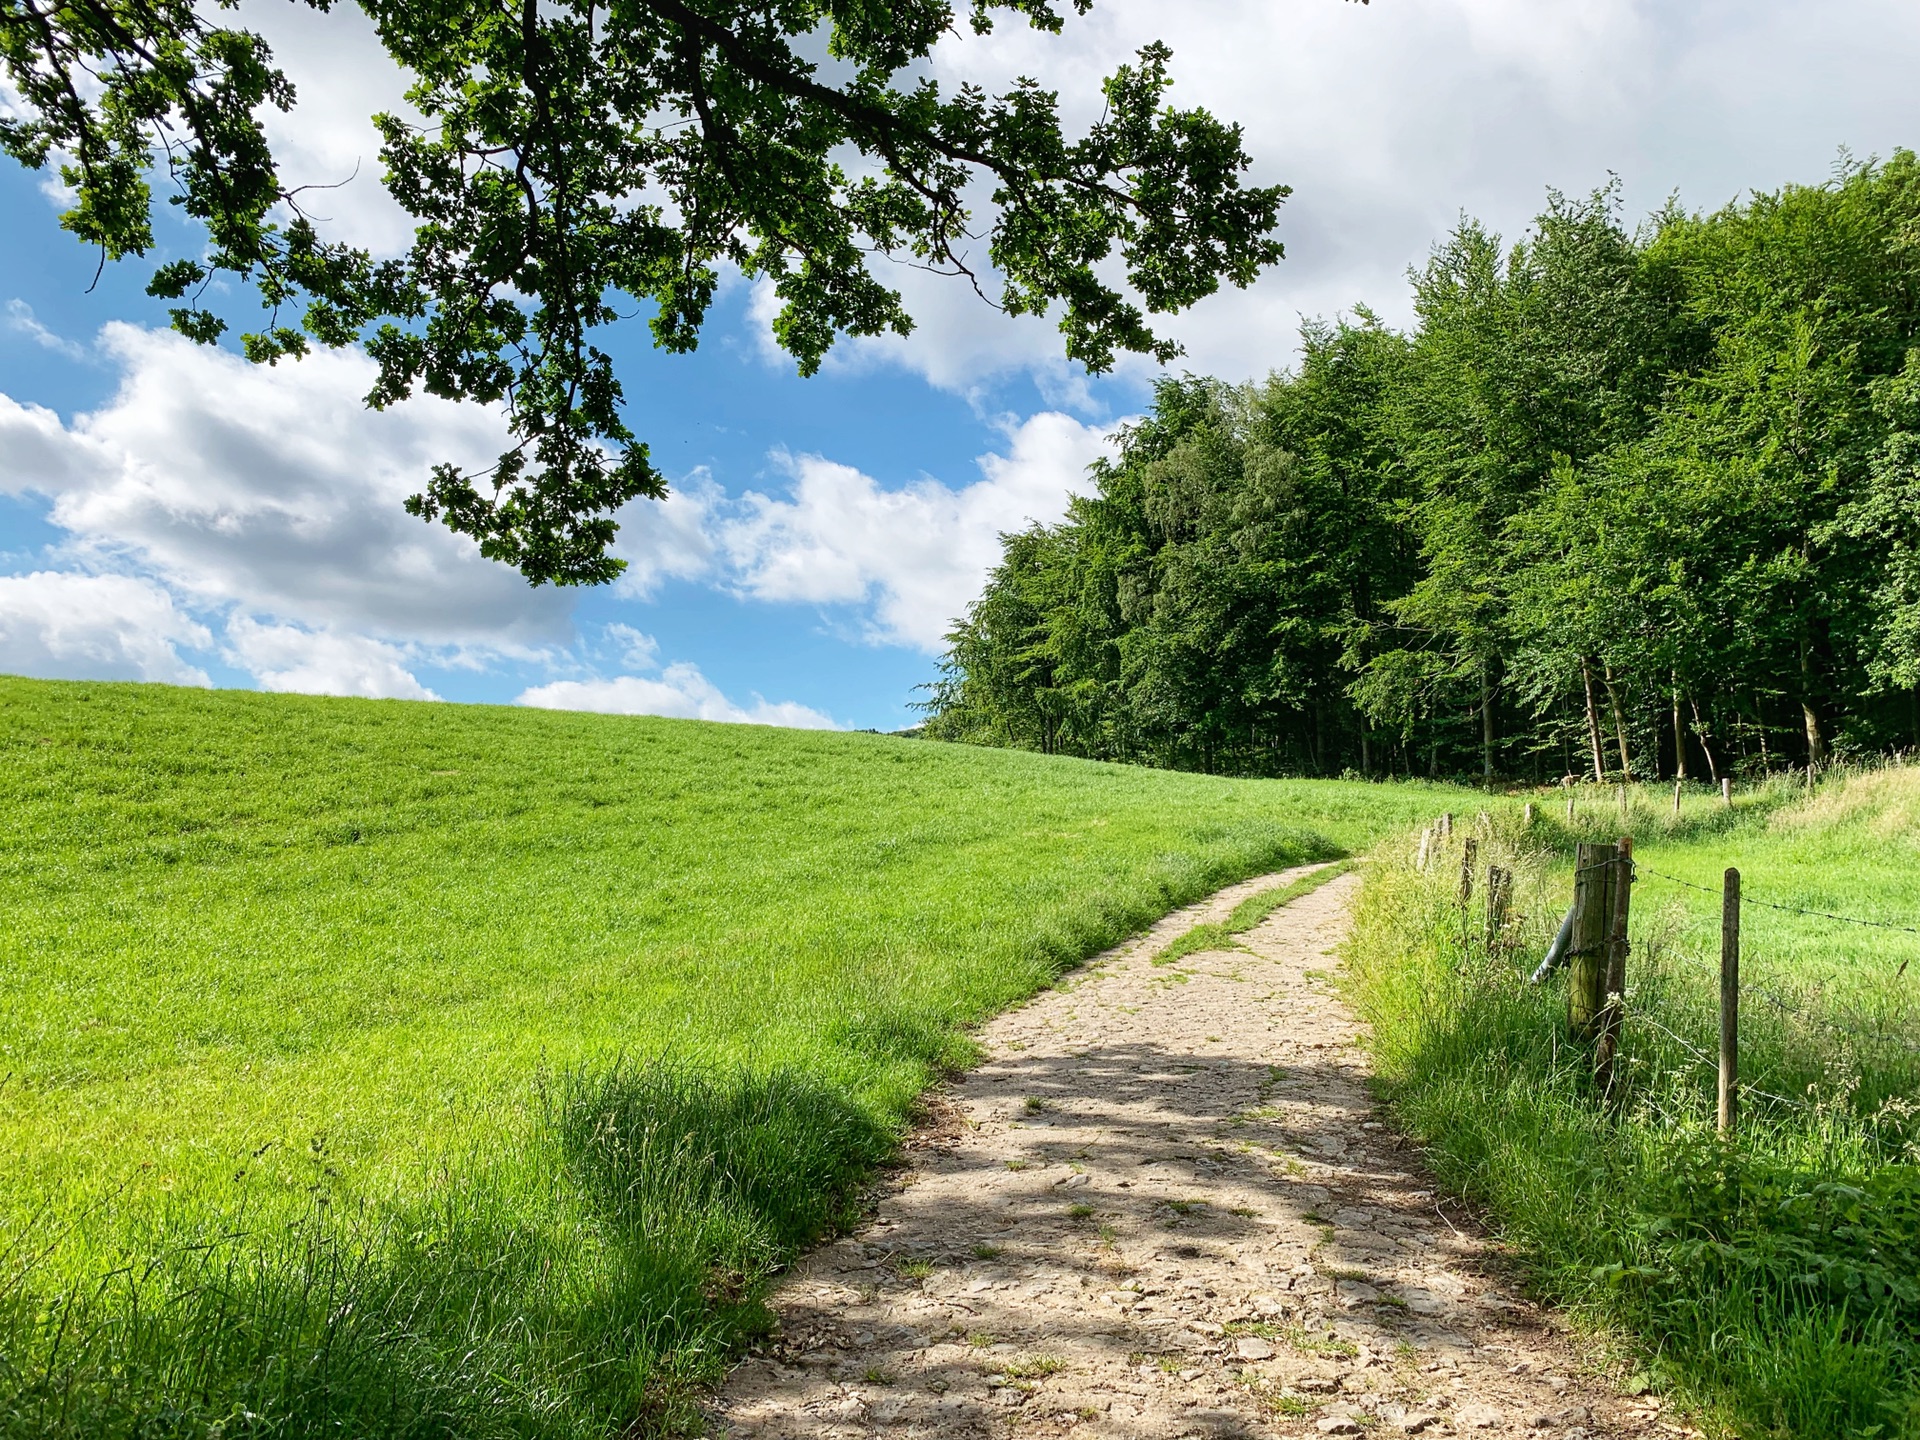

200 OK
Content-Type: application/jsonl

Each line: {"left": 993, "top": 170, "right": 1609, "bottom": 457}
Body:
{"left": 5, "top": 0, "right": 1920, "bottom": 730}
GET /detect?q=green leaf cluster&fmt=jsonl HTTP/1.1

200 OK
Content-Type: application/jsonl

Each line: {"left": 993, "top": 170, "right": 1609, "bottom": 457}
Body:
{"left": 1, "top": 0, "right": 1289, "bottom": 584}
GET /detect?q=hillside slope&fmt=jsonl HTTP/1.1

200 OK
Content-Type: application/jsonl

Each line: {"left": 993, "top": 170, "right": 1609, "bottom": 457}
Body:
{"left": 0, "top": 676, "right": 1472, "bottom": 1438}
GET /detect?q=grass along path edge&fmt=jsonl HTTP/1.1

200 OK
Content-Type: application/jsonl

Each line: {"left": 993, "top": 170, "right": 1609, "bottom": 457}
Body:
{"left": 1151, "top": 859, "right": 1356, "bottom": 967}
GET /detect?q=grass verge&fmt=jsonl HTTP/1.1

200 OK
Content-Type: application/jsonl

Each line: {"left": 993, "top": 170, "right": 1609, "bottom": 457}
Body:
{"left": 1346, "top": 772, "right": 1920, "bottom": 1439}
{"left": 1153, "top": 861, "right": 1356, "bottom": 966}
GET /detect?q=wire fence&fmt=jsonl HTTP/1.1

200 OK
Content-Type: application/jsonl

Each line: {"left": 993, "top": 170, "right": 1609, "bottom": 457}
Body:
{"left": 1636, "top": 862, "right": 1920, "bottom": 940}
{"left": 1418, "top": 813, "right": 1920, "bottom": 1125}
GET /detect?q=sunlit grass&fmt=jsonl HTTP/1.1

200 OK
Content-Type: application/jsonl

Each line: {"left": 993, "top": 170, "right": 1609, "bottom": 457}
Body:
{"left": 0, "top": 676, "right": 1473, "bottom": 1437}
{"left": 1348, "top": 768, "right": 1920, "bottom": 1439}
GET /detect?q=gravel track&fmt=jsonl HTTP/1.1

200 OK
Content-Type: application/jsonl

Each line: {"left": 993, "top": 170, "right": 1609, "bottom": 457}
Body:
{"left": 715, "top": 865, "right": 1669, "bottom": 1440}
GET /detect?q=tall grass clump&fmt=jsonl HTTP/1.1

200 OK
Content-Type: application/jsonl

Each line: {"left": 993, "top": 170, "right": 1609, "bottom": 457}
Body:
{"left": 1348, "top": 775, "right": 1920, "bottom": 1439}
{"left": 0, "top": 1064, "right": 891, "bottom": 1439}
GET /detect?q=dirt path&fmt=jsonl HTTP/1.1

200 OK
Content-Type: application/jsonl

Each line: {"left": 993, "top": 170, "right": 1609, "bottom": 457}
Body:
{"left": 715, "top": 866, "right": 1663, "bottom": 1440}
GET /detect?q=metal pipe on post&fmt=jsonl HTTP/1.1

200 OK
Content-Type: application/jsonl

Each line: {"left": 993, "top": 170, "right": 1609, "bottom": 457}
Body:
{"left": 1568, "top": 842, "right": 1614, "bottom": 1043}
{"left": 1720, "top": 868, "right": 1741, "bottom": 1136}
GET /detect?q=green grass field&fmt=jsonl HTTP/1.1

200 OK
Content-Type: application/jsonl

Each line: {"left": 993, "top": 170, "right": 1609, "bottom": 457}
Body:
{"left": 0, "top": 676, "right": 1473, "bottom": 1438}
{"left": 1347, "top": 774, "right": 1920, "bottom": 1440}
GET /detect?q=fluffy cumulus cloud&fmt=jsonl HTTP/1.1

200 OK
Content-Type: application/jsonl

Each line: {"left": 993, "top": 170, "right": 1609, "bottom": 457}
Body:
{"left": 0, "top": 572, "right": 212, "bottom": 685}
{"left": 609, "top": 475, "right": 722, "bottom": 599}
{"left": 518, "top": 655, "right": 839, "bottom": 729}
{"left": 0, "top": 319, "right": 1094, "bottom": 717}
{"left": 720, "top": 410, "right": 1117, "bottom": 651}
{"left": 0, "top": 323, "right": 576, "bottom": 697}
{"left": 224, "top": 616, "right": 440, "bottom": 701}
{"left": 791, "top": 0, "right": 1920, "bottom": 391}
{"left": 22, "top": 324, "right": 568, "bottom": 647}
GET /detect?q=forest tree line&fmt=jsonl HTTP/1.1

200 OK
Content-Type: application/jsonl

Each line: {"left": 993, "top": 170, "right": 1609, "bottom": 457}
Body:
{"left": 921, "top": 153, "right": 1920, "bottom": 782}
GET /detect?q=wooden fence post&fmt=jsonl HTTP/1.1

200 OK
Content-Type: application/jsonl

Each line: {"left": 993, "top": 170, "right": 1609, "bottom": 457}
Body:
{"left": 1485, "top": 865, "right": 1512, "bottom": 952}
{"left": 1566, "top": 792, "right": 1575, "bottom": 822}
{"left": 1721, "top": 777, "right": 1732, "bottom": 808}
{"left": 1596, "top": 837, "right": 1633, "bottom": 1091}
{"left": 1524, "top": 801, "right": 1536, "bottom": 827}
{"left": 1720, "top": 867, "right": 1741, "bottom": 1135}
{"left": 1459, "top": 836, "right": 1478, "bottom": 905}
{"left": 1416, "top": 827, "right": 1433, "bottom": 872}
{"left": 1568, "top": 842, "right": 1615, "bottom": 1043}
{"left": 1441, "top": 812, "right": 1454, "bottom": 841}
{"left": 1672, "top": 779, "right": 1682, "bottom": 816}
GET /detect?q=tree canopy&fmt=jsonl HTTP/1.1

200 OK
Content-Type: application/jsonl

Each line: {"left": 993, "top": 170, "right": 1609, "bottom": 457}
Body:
{"left": 925, "top": 154, "right": 1920, "bottom": 780}
{"left": 0, "top": 0, "right": 1290, "bottom": 582}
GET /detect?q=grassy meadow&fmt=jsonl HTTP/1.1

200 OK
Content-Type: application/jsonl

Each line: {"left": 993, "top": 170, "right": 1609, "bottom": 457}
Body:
{"left": 1348, "top": 773, "right": 1920, "bottom": 1439}
{"left": 0, "top": 676, "right": 1473, "bottom": 1438}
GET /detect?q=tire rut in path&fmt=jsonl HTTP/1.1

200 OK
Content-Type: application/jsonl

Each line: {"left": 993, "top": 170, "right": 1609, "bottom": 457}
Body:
{"left": 715, "top": 866, "right": 1663, "bottom": 1440}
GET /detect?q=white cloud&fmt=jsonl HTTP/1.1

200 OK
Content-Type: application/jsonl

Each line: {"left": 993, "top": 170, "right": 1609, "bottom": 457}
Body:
{"left": 5, "top": 301, "right": 89, "bottom": 362}
{"left": 0, "top": 572, "right": 211, "bottom": 685}
{"left": 0, "top": 323, "right": 570, "bottom": 649}
{"left": 770, "top": 0, "right": 1920, "bottom": 391}
{"left": 517, "top": 664, "right": 838, "bottom": 729}
{"left": 719, "top": 411, "right": 1118, "bottom": 651}
{"left": 223, "top": 616, "right": 438, "bottom": 700}
{"left": 601, "top": 622, "right": 661, "bottom": 670}
{"left": 0, "top": 393, "right": 86, "bottom": 494}
{"left": 238, "top": 0, "right": 420, "bottom": 256}
{"left": 610, "top": 473, "right": 721, "bottom": 598}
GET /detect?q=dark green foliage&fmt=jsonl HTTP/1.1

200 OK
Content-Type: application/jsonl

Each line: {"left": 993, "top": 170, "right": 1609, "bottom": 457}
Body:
{"left": 928, "top": 155, "right": 1920, "bottom": 782}
{"left": 0, "top": 0, "right": 1286, "bottom": 584}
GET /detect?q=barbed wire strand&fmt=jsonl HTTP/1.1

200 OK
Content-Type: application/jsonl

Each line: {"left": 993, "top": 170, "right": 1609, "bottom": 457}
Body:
{"left": 1635, "top": 863, "right": 1920, "bottom": 937}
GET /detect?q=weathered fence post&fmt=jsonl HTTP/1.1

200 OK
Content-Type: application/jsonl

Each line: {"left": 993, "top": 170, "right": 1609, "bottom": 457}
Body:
{"left": 1596, "top": 836, "right": 1633, "bottom": 1091}
{"left": 1441, "top": 812, "right": 1454, "bottom": 841}
{"left": 1672, "top": 779, "right": 1682, "bottom": 816}
{"left": 1568, "top": 842, "right": 1615, "bottom": 1043}
{"left": 1416, "top": 827, "right": 1433, "bottom": 872}
{"left": 1459, "top": 836, "right": 1478, "bottom": 906}
{"left": 1485, "top": 865, "right": 1512, "bottom": 952}
{"left": 1720, "top": 867, "right": 1741, "bottom": 1135}
{"left": 1524, "top": 801, "right": 1536, "bottom": 827}
{"left": 1721, "top": 777, "right": 1732, "bottom": 808}
{"left": 1566, "top": 792, "right": 1576, "bottom": 822}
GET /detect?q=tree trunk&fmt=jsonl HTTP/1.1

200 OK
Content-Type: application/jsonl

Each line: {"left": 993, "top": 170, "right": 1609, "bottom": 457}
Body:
{"left": 1799, "top": 632, "right": 1826, "bottom": 771}
{"left": 1801, "top": 701, "right": 1825, "bottom": 772}
{"left": 1480, "top": 665, "right": 1495, "bottom": 783}
{"left": 1602, "top": 662, "right": 1634, "bottom": 781}
{"left": 1754, "top": 691, "right": 1771, "bottom": 770}
{"left": 1671, "top": 673, "right": 1687, "bottom": 782}
{"left": 1689, "top": 697, "right": 1720, "bottom": 784}
{"left": 1360, "top": 722, "right": 1371, "bottom": 776}
{"left": 1581, "top": 660, "right": 1606, "bottom": 782}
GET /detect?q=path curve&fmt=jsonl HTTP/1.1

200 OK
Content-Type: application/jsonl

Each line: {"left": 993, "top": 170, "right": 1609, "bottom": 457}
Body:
{"left": 715, "top": 866, "right": 1666, "bottom": 1440}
